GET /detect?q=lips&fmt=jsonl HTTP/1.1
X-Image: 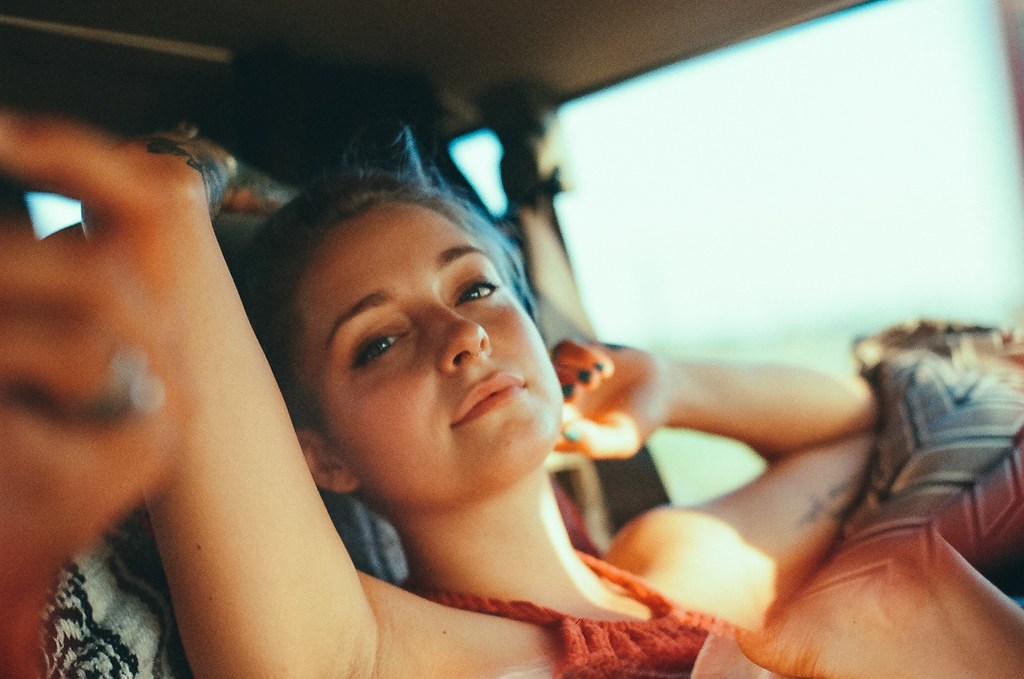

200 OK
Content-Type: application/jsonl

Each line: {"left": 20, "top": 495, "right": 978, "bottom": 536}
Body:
{"left": 451, "top": 372, "right": 526, "bottom": 427}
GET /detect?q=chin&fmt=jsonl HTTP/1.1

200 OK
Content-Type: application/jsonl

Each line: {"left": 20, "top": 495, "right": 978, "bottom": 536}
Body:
{"left": 482, "top": 412, "right": 558, "bottom": 472}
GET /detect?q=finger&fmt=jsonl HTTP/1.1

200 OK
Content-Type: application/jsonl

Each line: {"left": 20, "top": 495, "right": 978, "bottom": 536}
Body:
{"left": 553, "top": 428, "right": 584, "bottom": 453}
{"left": 42, "top": 221, "right": 86, "bottom": 243}
{"left": 561, "top": 401, "right": 581, "bottom": 425}
{"left": 0, "top": 247, "right": 144, "bottom": 410}
{"left": 552, "top": 343, "right": 611, "bottom": 395}
{"left": 0, "top": 226, "right": 124, "bottom": 309}
{"left": 0, "top": 322, "right": 112, "bottom": 417}
{"left": 554, "top": 419, "right": 609, "bottom": 456}
{"left": 552, "top": 339, "right": 615, "bottom": 378}
{"left": 554, "top": 365, "right": 585, "bottom": 401}
{"left": 0, "top": 176, "right": 33, "bottom": 234}
{"left": 0, "top": 238, "right": 174, "bottom": 424}
{"left": 0, "top": 111, "right": 207, "bottom": 284}
{"left": 555, "top": 362, "right": 606, "bottom": 394}
{"left": 556, "top": 415, "right": 641, "bottom": 459}
{"left": 0, "top": 112, "right": 135, "bottom": 217}
{"left": 0, "top": 405, "right": 175, "bottom": 559}
{"left": 0, "top": 231, "right": 88, "bottom": 301}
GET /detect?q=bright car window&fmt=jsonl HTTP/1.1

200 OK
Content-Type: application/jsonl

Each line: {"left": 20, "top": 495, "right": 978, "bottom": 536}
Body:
{"left": 452, "top": 0, "right": 1024, "bottom": 503}
{"left": 450, "top": 128, "right": 508, "bottom": 217}
{"left": 554, "top": 0, "right": 1023, "bottom": 360}
{"left": 25, "top": 192, "right": 82, "bottom": 238}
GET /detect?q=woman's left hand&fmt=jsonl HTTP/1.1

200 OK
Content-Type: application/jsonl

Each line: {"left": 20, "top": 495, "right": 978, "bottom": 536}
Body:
{"left": 552, "top": 340, "right": 668, "bottom": 459}
{"left": 736, "top": 525, "right": 1024, "bottom": 679}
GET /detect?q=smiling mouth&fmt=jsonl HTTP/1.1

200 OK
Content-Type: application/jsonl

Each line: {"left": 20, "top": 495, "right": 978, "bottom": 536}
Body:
{"left": 451, "top": 374, "right": 526, "bottom": 428}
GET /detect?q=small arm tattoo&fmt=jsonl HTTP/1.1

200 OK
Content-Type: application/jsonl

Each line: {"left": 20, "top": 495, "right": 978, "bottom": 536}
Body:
{"left": 144, "top": 137, "right": 231, "bottom": 214}
{"left": 799, "top": 477, "right": 858, "bottom": 526}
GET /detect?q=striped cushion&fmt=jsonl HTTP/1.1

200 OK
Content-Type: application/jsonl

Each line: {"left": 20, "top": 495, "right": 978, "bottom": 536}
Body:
{"left": 842, "top": 345, "right": 1024, "bottom": 570}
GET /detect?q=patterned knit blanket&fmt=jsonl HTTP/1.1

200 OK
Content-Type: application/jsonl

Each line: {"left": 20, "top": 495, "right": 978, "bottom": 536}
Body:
{"left": 40, "top": 493, "right": 406, "bottom": 679}
{"left": 41, "top": 512, "right": 190, "bottom": 679}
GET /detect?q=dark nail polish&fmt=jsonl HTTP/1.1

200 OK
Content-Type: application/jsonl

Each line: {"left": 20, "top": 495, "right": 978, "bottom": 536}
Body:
{"left": 594, "top": 362, "right": 606, "bottom": 373}
{"left": 562, "top": 383, "right": 575, "bottom": 399}
{"left": 577, "top": 370, "right": 592, "bottom": 384}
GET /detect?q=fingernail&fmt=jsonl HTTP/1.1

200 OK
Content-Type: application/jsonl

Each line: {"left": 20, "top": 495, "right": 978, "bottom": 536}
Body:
{"left": 577, "top": 370, "right": 591, "bottom": 384}
{"left": 562, "top": 383, "right": 575, "bottom": 399}
{"left": 563, "top": 428, "right": 581, "bottom": 443}
{"left": 594, "top": 362, "right": 606, "bottom": 373}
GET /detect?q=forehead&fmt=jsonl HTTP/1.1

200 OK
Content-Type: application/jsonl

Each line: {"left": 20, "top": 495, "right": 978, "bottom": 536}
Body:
{"left": 318, "top": 202, "right": 476, "bottom": 269}
{"left": 297, "top": 203, "right": 482, "bottom": 307}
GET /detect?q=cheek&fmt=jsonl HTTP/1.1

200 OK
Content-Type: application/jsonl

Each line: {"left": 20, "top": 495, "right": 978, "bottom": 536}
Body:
{"left": 534, "top": 348, "right": 564, "bottom": 408}
{"left": 488, "top": 309, "right": 565, "bottom": 448}
{"left": 527, "top": 355, "right": 564, "bottom": 437}
{"left": 507, "top": 313, "right": 563, "bottom": 408}
{"left": 327, "top": 374, "right": 438, "bottom": 471}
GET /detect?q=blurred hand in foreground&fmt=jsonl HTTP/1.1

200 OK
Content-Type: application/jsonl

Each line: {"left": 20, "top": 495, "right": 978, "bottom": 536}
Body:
{"left": 0, "top": 111, "right": 195, "bottom": 679}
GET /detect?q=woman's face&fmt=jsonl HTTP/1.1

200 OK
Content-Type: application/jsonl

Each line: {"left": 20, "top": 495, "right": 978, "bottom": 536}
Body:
{"left": 293, "top": 203, "right": 563, "bottom": 513}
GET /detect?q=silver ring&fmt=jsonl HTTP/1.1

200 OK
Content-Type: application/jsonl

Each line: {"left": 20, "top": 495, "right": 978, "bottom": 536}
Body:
{"left": 83, "top": 348, "right": 166, "bottom": 423}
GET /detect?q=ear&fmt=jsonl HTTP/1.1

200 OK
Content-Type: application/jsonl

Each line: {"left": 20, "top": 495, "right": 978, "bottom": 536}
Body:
{"left": 296, "top": 429, "right": 361, "bottom": 494}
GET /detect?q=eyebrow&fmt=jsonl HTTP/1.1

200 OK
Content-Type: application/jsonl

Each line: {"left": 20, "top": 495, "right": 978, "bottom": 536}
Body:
{"left": 323, "top": 244, "right": 488, "bottom": 349}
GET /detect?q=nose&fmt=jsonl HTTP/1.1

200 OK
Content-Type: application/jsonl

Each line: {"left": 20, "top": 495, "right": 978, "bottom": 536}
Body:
{"left": 442, "top": 314, "right": 491, "bottom": 371}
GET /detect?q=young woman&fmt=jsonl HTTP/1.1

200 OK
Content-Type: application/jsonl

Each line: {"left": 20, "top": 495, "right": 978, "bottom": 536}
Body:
{"left": 236, "top": 155, "right": 877, "bottom": 635}
{"left": 2, "top": 111, "right": 1021, "bottom": 678}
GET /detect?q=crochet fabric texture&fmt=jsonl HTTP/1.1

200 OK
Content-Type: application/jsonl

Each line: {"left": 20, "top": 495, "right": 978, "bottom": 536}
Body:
{"left": 418, "top": 552, "right": 732, "bottom": 678}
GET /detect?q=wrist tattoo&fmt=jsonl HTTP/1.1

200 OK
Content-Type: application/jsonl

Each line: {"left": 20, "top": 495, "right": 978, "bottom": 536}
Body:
{"left": 800, "top": 478, "right": 857, "bottom": 526}
{"left": 144, "top": 138, "right": 230, "bottom": 214}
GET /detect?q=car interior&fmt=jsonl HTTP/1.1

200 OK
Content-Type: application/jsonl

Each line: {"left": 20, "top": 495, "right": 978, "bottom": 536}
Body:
{"left": 3, "top": 0, "right": 1024, "bottom": 675}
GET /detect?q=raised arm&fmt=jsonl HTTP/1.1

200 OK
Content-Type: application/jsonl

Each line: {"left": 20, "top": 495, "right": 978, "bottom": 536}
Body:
{"left": 552, "top": 341, "right": 877, "bottom": 627}
{"left": 554, "top": 340, "right": 876, "bottom": 461}
{"left": 0, "top": 113, "right": 556, "bottom": 679}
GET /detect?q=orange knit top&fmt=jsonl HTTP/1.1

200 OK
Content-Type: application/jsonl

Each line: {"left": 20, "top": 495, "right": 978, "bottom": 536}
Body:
{"left": 416, "top": 552, "right": 734, "bottom": 678}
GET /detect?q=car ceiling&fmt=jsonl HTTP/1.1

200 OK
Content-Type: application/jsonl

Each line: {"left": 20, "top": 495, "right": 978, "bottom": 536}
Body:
{"left": 1, "top": 0, "right": 869, "bottom": 135}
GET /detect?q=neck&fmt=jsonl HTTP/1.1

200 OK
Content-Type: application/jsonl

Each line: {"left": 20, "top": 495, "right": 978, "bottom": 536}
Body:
{"left": 390, "top": 467, "right": 649, "bottom": 621}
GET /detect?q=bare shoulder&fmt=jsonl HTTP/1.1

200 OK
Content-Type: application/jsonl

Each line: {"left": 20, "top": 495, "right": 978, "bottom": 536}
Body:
{"left": 361, "top": 575, "right": 559, "bottom": 679}
{"left": 603, "top": 507, "right": 775, "bottom": 628}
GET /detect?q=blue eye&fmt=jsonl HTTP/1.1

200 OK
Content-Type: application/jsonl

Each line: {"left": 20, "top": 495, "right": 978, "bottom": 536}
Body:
{"left": 459, "top": 280, "right": 498, "bottom": 303}
{"left": 354, "top": 335, "right": 397, "bottom": 367}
